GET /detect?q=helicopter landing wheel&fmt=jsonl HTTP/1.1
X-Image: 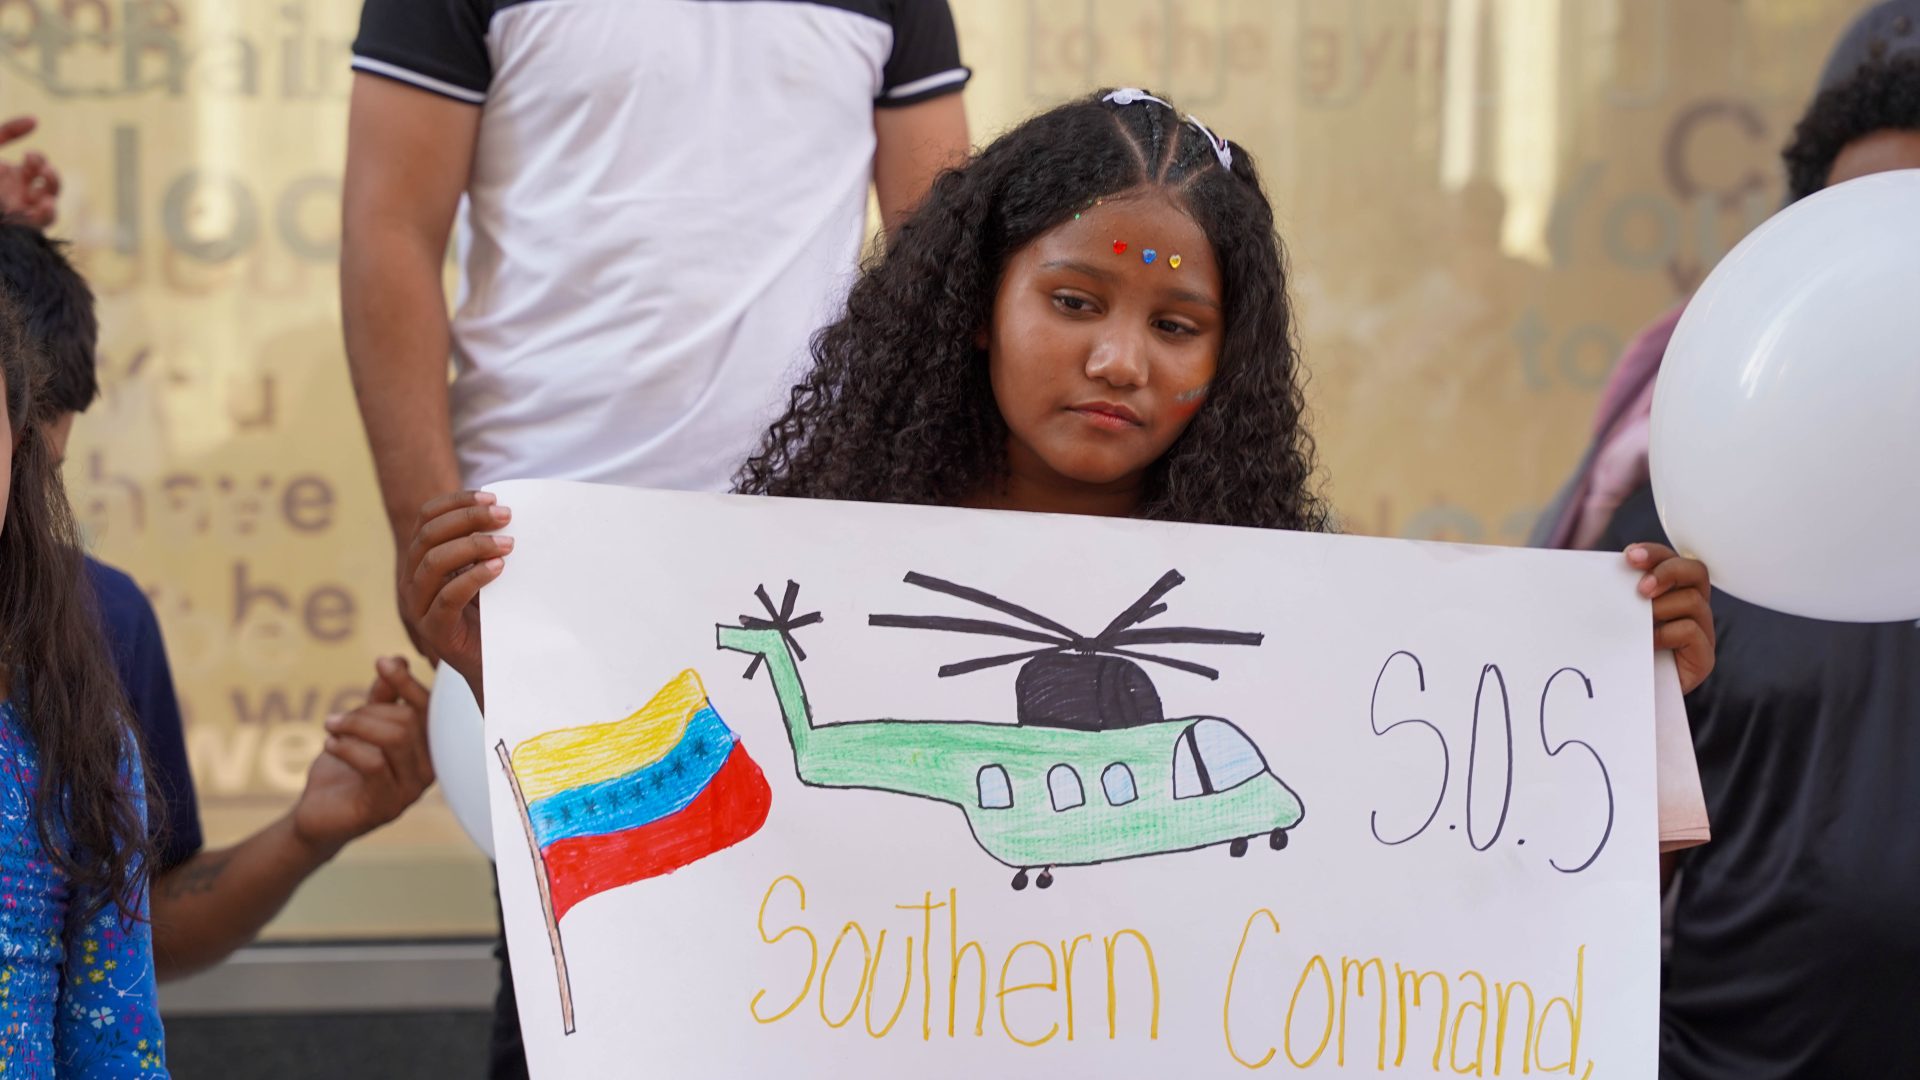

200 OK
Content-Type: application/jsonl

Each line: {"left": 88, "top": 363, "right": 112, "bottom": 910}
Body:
{"left": 1230, "top": 837, "right": 1249, "bottom": 858}
{"left": 1270, "top": 828, "right": 1289, "bottom": 851}
{"left": 1012, "top": 869, "right": 1030, "bottom": 891}
{"left": 1036, "top": 868, "right": 1054, "bottom": 890}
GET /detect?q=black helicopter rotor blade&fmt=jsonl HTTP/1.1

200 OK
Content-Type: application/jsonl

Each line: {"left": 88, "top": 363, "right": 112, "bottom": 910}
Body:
{"left": 1103, "top": 647, "right": 1223, "bottom": 680}
{"left": 898, "top": 572, "right": 1084, "bottom": 641}
{"left": 936, "top": 646, "right": 1067, "bottom": 678}
{"left": 1108, "top": 627, "right": 1265, "bottom": 647}
{"left": 867, "top": 613, "right": 1070, "bottom": 647}
{"left": 1095, "top": 570, "right": 1188, "bottom": 639}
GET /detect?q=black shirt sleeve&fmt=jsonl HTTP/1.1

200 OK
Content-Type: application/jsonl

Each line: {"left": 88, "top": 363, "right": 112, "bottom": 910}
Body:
{"left": 879, "top": 0, "right": 970, "bottom": 107}
{"left": 127, "top": 595, "right": 203, "bottom": 873}
{"left": 352, "top": 0, "right": 494, "bottom": 104}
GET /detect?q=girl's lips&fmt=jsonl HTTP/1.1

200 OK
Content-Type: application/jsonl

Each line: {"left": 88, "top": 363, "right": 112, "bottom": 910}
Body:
{"left": 1069, "top": 402, "right": 1143, "bottom": 429}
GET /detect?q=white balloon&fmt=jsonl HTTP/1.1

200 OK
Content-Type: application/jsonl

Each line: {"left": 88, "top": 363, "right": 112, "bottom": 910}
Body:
{"left": 1650, "top": 169, "right": 1920, "bottom": 623}
{"left": 427, "top": 661, "right": 494, "bottom": 858}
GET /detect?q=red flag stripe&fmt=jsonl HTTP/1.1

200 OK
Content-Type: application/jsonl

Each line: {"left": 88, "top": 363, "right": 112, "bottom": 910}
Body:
{"left": 542, "top": 743, "right": 773, "bottom": 922}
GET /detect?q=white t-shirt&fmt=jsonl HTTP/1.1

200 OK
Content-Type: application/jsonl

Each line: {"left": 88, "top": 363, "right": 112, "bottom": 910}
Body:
{"left": 351, "top": 0, "right": 969, "bottom": 492}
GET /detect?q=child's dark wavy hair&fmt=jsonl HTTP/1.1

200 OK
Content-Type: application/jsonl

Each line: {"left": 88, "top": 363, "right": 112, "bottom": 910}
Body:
{"left": 0, "top": 282, "right": 151, "bottom": 923}
{"left": 736, "top": 89, "right": 1328, "bottom": 532}
{"left": 1783, "top": 55, "right": 1920, "bottom": 203}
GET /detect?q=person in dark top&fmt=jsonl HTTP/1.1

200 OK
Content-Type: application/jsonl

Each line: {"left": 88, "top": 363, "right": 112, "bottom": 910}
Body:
{"left": 1597, "top": 488, "right": 1920, "bottom": 1079}
{"left": 1541, "top": 5, "right": 1920, "bottom": 1076}
{"left": 0, "top": 217, "right": 441, "bottom": 979}
{"left": 84, "top": 557, "right": 202, "bottom": 874}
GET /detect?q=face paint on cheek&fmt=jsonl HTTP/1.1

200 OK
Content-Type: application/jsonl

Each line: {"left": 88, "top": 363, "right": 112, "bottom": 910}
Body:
{"left": 1173, "top": 383, "right": 1211, "bottom": 417}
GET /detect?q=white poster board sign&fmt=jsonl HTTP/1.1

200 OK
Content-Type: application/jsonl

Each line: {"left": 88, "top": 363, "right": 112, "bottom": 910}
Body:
{"left": 482, "top": 481, "right": 1657, "bottom": 1078}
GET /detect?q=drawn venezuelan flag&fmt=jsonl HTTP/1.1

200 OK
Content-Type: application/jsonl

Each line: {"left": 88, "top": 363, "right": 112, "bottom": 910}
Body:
{"left": 499, "top": 670, "right": 772, "bottom": 924}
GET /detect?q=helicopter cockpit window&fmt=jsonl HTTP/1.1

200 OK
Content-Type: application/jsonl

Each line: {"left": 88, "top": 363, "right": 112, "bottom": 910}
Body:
{"left": 1172, "top": 719, "right": 1268, "bottom": 799}
{"left": 1102, "top": 763, "right": 1138, "bottom": 806}
{"left": 977, "top": 765, "right": 1013, "bottom": 809}
{"left": 1048, "top": 765, "right": 1085, "bottom": 811}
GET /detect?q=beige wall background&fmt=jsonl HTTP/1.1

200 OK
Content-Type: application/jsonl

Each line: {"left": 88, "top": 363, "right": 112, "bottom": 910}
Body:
{"left": 0, "top": 0, "right": 1861, "bottom": 940}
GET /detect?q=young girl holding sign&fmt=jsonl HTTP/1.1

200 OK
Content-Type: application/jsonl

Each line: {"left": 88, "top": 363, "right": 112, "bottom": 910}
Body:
{"left": 0, "top": 291, "right": 167, "bottom": 1075}
{"left": 408, "top": 87, "right": 1714, "bottom": 700}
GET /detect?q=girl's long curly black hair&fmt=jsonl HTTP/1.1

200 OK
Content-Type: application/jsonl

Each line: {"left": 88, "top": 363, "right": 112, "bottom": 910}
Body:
{"left": 736, "top": 90, "right": 1328, "bottom": 532}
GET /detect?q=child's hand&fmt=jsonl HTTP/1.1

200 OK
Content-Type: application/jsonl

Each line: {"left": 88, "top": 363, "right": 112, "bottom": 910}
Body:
{"left": 0, "top": 116, "right": 60, "bottom": 228}
{"left": 403, "top": 490, "right": 512, "bottom": 695}
{"left": 1627, "top": 542, "right": 1715, "bottom": 693}
{"left": 292, "top": 657, "right": 434, "bottom": 859}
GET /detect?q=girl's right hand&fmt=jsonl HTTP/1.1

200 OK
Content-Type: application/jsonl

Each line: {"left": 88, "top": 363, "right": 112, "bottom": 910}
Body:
{"left": 404, "top": 490, "right": 513, "bottom": 695}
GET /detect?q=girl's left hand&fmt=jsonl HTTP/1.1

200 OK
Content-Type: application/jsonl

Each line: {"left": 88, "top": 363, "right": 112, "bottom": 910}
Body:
{"left": 1627, "top": 542, "right": 1715, "bottom": 693}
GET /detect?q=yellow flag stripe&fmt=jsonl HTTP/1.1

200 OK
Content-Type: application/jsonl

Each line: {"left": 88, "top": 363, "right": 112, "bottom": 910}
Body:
{"left": 511, "top": 669, "right": 708, "bottom": 801}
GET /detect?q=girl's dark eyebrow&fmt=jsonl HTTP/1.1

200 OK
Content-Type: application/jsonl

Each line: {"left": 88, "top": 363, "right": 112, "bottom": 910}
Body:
{"left": 1040, "top": 258, "right": 1221, "bottom": 311}
{"left": 1040, "top": 258, "right": 1111, "bottom": 280}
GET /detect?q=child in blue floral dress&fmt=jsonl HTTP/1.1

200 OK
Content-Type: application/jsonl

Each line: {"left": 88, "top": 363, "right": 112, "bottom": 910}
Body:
{"left": 1, "top": 705, "right": 166, "bottom": 1077}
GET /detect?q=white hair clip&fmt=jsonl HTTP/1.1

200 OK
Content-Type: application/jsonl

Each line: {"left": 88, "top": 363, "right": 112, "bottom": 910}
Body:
{"left": 1102, "top": 87, "right": 1172, "bottom": 109}
{"left": 1101, "top": 88, "right": 1234, "bottom": 172}
{"left": 1185, "top": 113, "right": 1234, "bottom": 172}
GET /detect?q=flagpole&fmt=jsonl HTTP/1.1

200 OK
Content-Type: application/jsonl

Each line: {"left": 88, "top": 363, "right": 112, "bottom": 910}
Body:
{"left": 496, "top": 740, "right": 577, "bottom": 1035}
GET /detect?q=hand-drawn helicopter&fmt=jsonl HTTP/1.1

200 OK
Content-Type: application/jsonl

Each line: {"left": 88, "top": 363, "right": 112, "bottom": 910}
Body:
{"left": 716, "top": 571, "right": 1305, "bottom": 890}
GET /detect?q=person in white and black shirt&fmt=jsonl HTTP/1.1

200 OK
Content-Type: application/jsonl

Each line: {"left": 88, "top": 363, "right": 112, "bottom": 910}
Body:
{"left": 345, "top": 0, "right": 969, "bottom": 516}
{"left": 340, "top": 2, "right": 968, "bottom": 1073}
